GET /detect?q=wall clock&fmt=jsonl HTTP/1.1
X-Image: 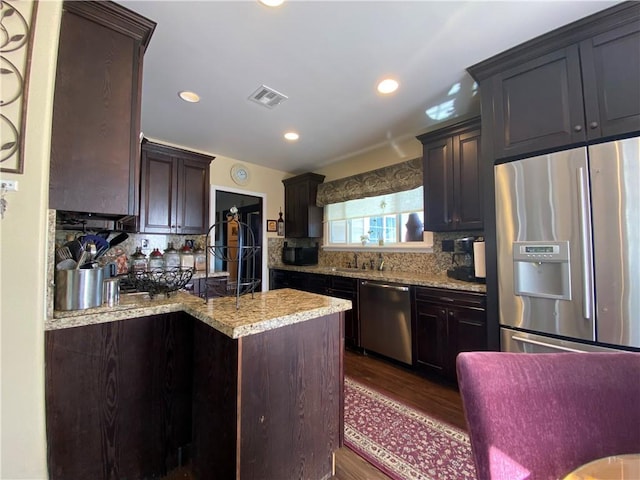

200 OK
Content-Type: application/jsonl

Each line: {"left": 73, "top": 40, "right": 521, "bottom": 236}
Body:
{"left": 230, "top": 163, "right": 250, "bottom": 185}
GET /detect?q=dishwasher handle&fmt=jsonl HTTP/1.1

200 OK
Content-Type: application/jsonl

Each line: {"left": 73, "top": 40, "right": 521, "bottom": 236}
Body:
{"left": 361, "top": 281, "right": 409, "bottom": 292}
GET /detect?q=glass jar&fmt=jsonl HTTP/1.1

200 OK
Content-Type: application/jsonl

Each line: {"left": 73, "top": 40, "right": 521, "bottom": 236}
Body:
{"left": 193, "top": 245, "right": 206, "bottom": 272}
{"left": 130, "top": 247, "right": 148, "bottom": 273}
{"left": 163, "top": 242, "right": 181, "bottom": 270}
{"left": 148, "top": 248, "right": 164, "bottom": 270}
{"left": 180, "top": 243, "right": 194, "bottom": 269}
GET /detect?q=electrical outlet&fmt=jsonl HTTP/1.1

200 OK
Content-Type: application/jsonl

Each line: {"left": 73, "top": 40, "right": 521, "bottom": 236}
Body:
{"left": 0, "top": 180, "right": 18, "bottom": 191}
{"left": 141, "top": 238, "right": 149, "bottom": 248}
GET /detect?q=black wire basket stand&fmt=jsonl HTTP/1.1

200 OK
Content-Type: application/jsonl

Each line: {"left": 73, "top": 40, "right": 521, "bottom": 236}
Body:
{"left": 204, "top": 208, "right": 261, "bottom": 308}
{"left": 127, "top": 267, "right": 194, "bottom": 299}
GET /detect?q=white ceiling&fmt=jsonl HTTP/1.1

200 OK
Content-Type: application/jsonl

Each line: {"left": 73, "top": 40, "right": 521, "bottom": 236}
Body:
{"left": 119, "top": 0, "right": 618, "bottom": 174}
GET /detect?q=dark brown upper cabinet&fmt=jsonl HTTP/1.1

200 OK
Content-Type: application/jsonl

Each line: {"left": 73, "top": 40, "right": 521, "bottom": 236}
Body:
{"left": 139, "top": 142, "right": 214, "bottom": 235}
{"left": 282, "top": 173, "right": 325, "bottom": 238}
{"left": 418, "top": 117, "right": 483, "bottom": 232}
{"left": 49, "top": 1, "right": 155, "bottom": 215}
{"left": 468, "top": 2, "right": 640, "bottom": 161}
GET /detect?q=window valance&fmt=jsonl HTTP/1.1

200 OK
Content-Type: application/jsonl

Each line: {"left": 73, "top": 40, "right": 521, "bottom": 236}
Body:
{"left": 316, "top": 157, "right": 423, "bottom": 207}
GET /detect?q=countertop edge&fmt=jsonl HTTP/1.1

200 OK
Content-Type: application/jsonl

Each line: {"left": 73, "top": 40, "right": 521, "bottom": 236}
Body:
{"left": 46, "top": 290, "right": 352, "bottom": 338}
{"left": 269, "top": 264, "right": 487, "bottom": 293}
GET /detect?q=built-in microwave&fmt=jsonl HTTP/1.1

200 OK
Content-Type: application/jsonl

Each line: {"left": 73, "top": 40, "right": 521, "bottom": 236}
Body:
{"left": 282, "top": 243, "right": 318, "bottom": 266}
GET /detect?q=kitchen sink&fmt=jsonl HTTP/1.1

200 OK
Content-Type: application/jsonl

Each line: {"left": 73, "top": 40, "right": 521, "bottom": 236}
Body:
{"left": 325, "top": 267, "right": 359, "bottom": 273}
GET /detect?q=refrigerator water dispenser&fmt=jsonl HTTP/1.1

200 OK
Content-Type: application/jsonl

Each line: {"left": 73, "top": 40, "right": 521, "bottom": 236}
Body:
{"left": 513, "top": 241, "right": 571, "bottom": 300}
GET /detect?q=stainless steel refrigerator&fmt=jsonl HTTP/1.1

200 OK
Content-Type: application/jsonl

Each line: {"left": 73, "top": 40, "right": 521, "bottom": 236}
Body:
{"left": 495, "top": 136, "right": 639, "bottom": 353}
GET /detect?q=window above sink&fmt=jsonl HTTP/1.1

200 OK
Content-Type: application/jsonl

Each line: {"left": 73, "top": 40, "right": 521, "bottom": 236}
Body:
{"left": 323, "top": 187, "right": 433, "bottom": 252}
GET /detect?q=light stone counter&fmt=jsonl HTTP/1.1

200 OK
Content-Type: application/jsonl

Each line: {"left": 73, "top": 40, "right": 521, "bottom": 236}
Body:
{"left": 270, "top": 264, "right": 487, "bottom": 293}
{"left": 47, "top": 289, "right": 352, "bottom": 339}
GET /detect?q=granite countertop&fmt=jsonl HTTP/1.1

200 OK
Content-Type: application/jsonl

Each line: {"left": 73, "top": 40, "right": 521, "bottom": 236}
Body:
{"left": 269, "top": 264, "right": 487, "bottom": 293}
{"left": 47, "top": 289, "right": 352, "bottom": 338}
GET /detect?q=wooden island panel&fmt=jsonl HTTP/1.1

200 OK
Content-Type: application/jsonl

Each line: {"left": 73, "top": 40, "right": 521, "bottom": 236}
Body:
{"left": 192, "top": 311, "right": 344, "bottom": 480}
{"left": 45, "top": 312, "right": 194, "bottom": 479}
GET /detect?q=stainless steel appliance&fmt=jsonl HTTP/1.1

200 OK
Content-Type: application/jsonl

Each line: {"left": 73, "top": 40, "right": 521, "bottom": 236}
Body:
{"left": 495, "top": 136, "right": 639, "bottom": 352}
{"left": 359, "top": 280, "right": 412, "bottom": 364}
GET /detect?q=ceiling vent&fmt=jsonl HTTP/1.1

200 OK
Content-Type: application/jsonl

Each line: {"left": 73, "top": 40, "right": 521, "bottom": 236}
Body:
{"left": 248, "top": 85, "right": 288, "bottom": 109}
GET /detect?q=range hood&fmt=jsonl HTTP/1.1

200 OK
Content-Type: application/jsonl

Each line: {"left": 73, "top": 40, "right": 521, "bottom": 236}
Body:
{"left": 55, "top": 210, "right": 138, "bottom": 232}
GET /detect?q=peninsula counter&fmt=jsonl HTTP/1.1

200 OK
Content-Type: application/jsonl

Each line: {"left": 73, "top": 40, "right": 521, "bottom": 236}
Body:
{"left": 45, "top": 289, "right": 351, "bottom": 480}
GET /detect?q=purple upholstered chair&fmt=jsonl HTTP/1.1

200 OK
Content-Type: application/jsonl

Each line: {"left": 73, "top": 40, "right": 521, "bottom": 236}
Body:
{"left": 456, "top": 351, "right": 640, "bottom": 480}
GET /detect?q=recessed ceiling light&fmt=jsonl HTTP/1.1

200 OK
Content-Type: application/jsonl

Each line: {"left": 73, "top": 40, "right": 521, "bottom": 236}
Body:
{"left": 377, "top": 78, "right": 399, "bottom": 95}
{"left": 259, "top": 0, "right": 284, "bottom": 7}
{"left": 284, "top": 131, "right": 299, "bottom": 141}
{"left": 178, "top": 91, "right": 200, "bottom": 103}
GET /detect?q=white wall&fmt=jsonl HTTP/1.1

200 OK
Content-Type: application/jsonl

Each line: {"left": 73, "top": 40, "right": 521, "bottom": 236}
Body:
{"left": 209, "top": 155, "right": 287, "bottom": 240}
{"left": 315, "top": 136, "right": 422, "bottom": 181}
{"left": 0, "top": 1, "right": 62, "bottom": 478}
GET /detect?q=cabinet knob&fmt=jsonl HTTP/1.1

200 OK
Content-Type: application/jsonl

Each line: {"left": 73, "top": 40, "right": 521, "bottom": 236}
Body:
{"left": 573, "top": 125, "right": 583, "bottom": 132}
{"left": 589, "top": 121, "right": 599, "bottom": 129}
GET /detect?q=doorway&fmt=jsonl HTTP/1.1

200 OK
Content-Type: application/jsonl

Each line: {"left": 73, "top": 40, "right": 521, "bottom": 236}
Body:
{"left": 211, "top": 187, "right": 266, "bottom": 291}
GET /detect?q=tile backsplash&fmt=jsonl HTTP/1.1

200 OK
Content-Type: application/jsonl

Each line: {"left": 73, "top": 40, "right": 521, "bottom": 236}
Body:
{"left": 54, "top": 230, "right": 206, "bottom": 264}
{"left": 267, "top": 231, "right": 482, "bottom": 276}
{"left": 53, "top": 206, "right": 480, "bottom": 279}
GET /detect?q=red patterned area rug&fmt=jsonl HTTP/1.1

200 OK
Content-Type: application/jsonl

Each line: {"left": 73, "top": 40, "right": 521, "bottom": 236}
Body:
{"left": 344, "top": 376, "right": 477, "bottom": 480}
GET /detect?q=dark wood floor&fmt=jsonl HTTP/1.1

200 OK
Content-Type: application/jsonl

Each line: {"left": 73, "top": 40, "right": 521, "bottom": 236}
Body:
{"left": 164, "top": 350, "right": 467, "bottom": 480}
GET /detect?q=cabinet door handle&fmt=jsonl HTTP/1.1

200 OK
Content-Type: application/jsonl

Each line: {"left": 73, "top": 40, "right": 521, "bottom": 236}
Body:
{"left": 439, "top": 297, "right": 455, "bottom": 302}
{"left": 589, "top": 121, "right": 599, "bottom": 129}
{"left": 360, "top": 281, "right": 409, "bottom": 292}
{"left": 573, "top": 125, "right": 583, "bottom": 132}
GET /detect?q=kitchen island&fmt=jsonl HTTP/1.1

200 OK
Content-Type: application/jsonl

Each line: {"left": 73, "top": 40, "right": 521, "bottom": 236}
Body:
{"left": 46, "top": 289, "right": 351, "bottom": 480}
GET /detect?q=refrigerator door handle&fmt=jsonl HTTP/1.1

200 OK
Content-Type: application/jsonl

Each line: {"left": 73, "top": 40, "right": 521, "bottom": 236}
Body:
{"left": 577, "top": 167, "right": 594, "bottom": 321}
{"left": 512, "top": 335, "right": 587, "bottom": 353}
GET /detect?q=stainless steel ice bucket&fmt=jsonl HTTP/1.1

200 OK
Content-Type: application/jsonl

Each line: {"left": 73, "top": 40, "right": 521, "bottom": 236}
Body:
{"left": 55, "top": 267, "right": 104, "bottom": 311}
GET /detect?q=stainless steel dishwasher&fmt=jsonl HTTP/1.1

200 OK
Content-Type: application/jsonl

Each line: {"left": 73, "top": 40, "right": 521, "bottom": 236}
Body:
{"left": 359, "top": 280, "right": 412, "bottom": 365}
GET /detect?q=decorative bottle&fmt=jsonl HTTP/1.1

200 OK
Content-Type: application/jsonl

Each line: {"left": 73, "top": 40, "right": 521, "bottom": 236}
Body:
{"left": 277, "top": 207, "right": 285, "bottom": 236}
{"left": 163, "top": 242, "right": 181, "bottom": 270}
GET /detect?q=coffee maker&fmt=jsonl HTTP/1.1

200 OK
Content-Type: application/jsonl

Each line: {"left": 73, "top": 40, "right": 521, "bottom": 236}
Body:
{"left": 443, "top": 236, "right": 486, "bottom": 283}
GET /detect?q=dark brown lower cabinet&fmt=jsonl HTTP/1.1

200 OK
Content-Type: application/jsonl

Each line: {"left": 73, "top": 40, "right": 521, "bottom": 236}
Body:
{"left": 413, "top": 287, "right": 487, "bottom": 382}
{"left": 270, "top": 269, "right": 360, "bottom": 348}
{"left": 45, "top": 312, "right": 193, "bottom": 480}
{"left": 192, "top": 312, "right": 343, "bottom": 479}
{"left": 327, "top": 276, "right": 359, "bottom": 350}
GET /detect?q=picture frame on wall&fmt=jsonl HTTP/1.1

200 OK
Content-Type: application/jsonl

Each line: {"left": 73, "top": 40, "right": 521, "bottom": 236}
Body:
{"left": 267, "top": 220, "right": 277, "bottom": 232}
